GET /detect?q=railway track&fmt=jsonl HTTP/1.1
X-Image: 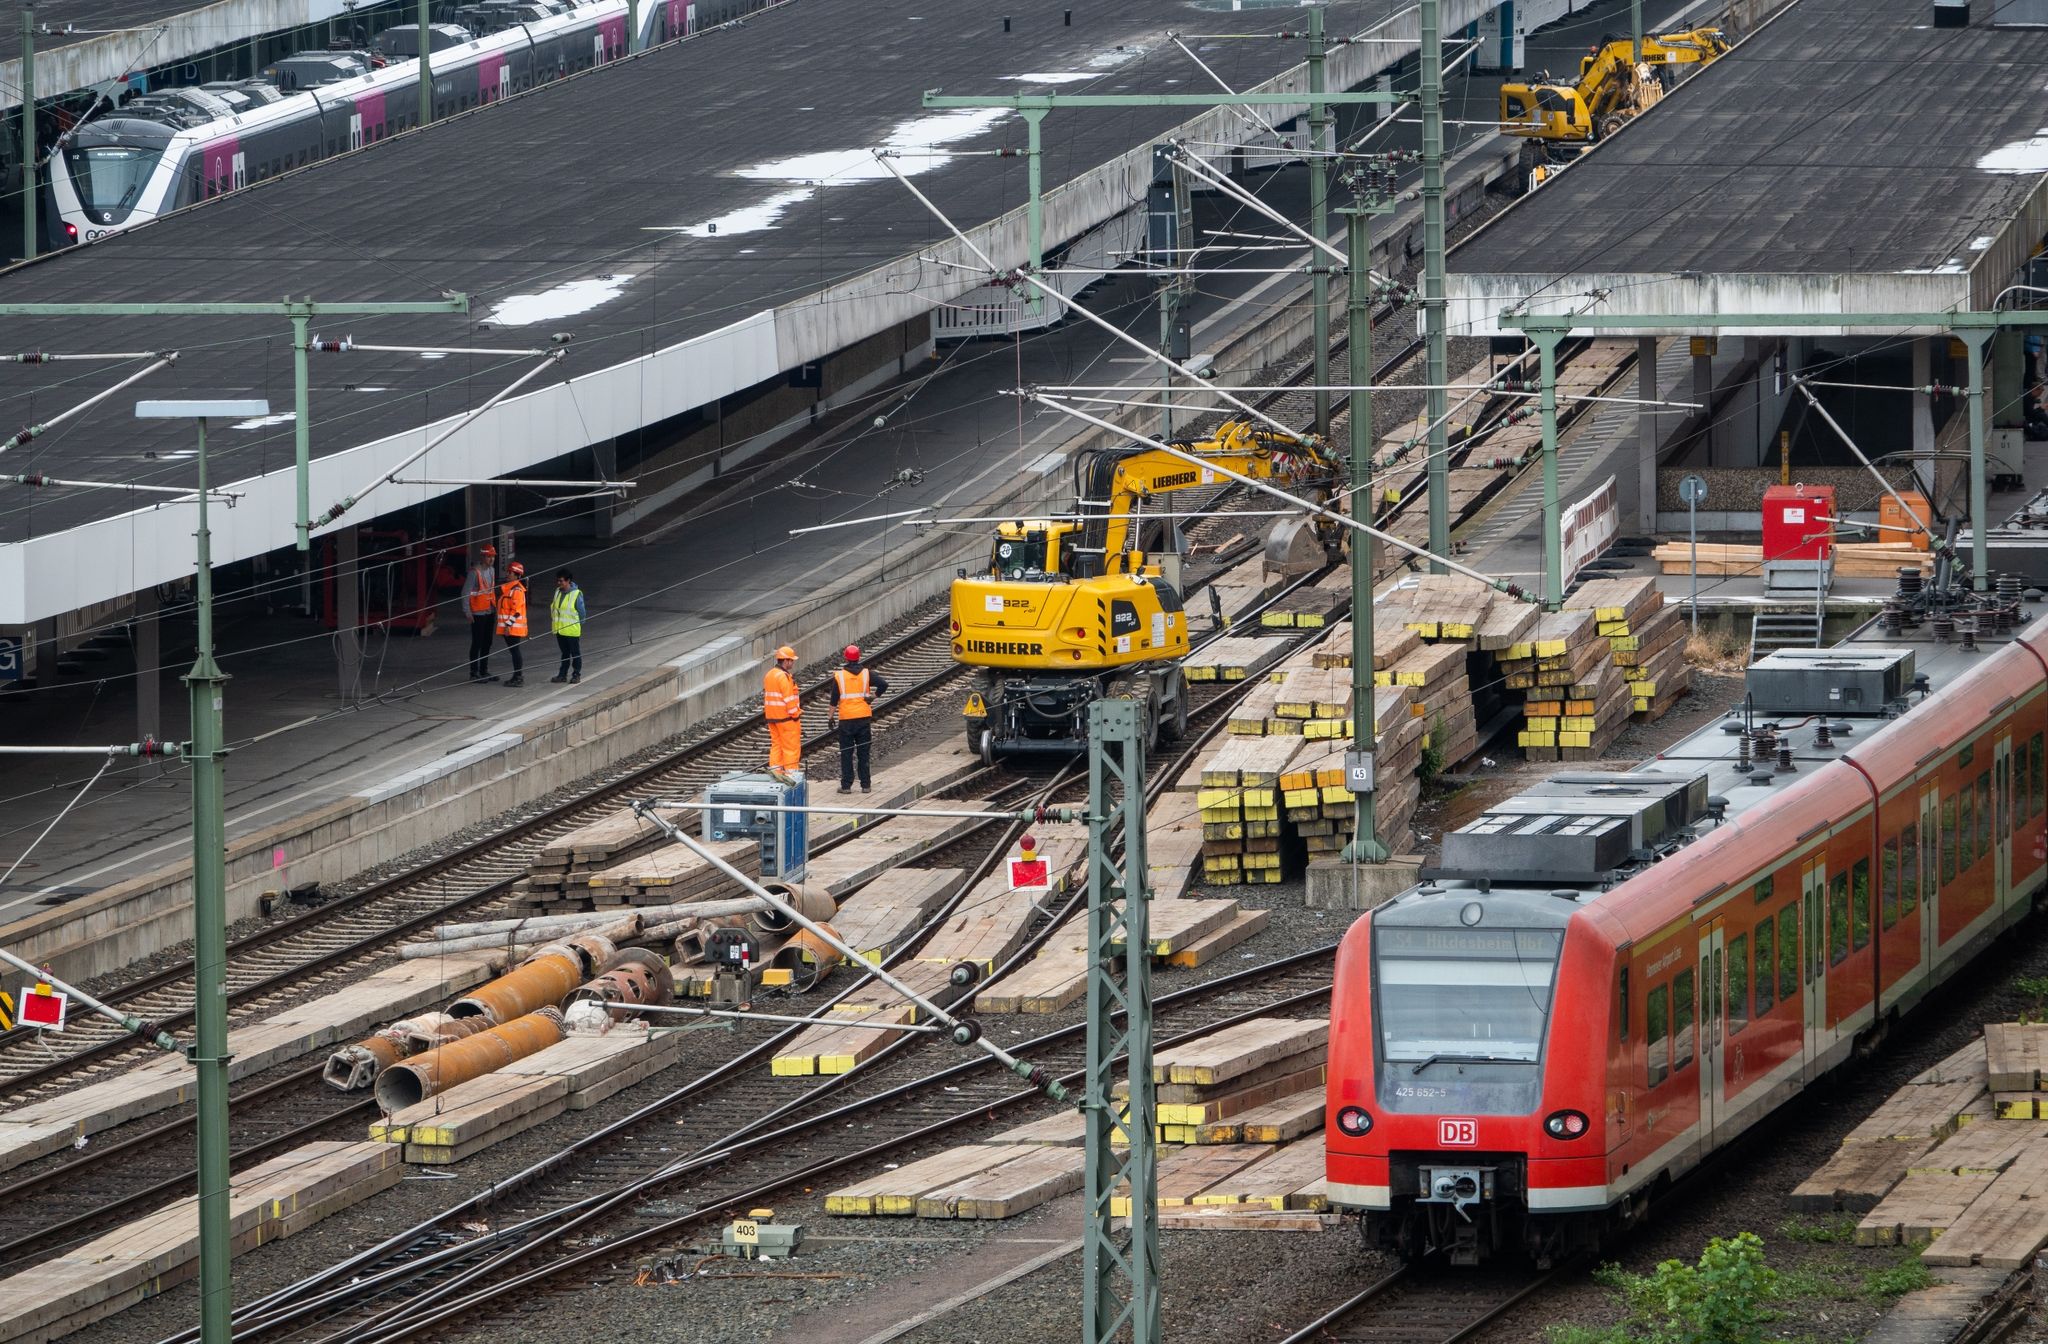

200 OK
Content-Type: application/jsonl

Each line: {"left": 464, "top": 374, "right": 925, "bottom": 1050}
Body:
{"left": 1275, "top": 1264, "right": 1558, "bottom": 1344}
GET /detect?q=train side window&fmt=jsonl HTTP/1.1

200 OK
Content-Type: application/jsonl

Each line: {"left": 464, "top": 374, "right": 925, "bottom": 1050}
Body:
{"left": 1978, "top": 771, "right": 1993, "bottom": 854}
{"left": 1852, "top": 859, "right": 1871, "bottom": 950}
{"left": 2016, "top": 749, "right": 2029, "bottom": 830}
{"left": 1727, "top": 932, "right": 1749, "bottom": 1034}
{"left": 1944, "top": 795, "right": 1960, "bottom": 885}
{"left": 1753, "top": 919, "right": 1775, "bottom": 1015}
{"left": 1752, "top": 874, "right": 1773, "bottom": 904}
{"left": 2023, "top": 733, "right": 2039, "bottom": 819}
{"left": 1672, "top": 968, "right": 1696, "bottom": 1074}
{"left": 1828, "top": 872, "right": 1850, "bottom": 966}
{"left": 1646, "top": 984, "right": 1669, "bottom": 1087}
{"left": 1617, "top": 966, "right": 1629, "bottom": 1041}
{"left": 1881, "top": 837, "right": 1900, "bottom": 931}
{"left": 1901, "top": 822, "right": 1920, "bottom": 916}
{"left": 1776, "top": 906, "right": 1798, "bottom": 1001}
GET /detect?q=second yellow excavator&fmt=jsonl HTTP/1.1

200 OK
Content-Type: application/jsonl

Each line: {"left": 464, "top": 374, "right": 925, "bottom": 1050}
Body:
{"left": 952, "top": 420, "right": 1338, "bottom": 759}
{"left": 1500, "top": 28, "right": 1728, "bottom": 188}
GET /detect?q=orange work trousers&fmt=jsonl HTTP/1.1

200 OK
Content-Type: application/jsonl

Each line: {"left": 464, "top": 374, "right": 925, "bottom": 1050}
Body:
{"left": 767, "top": 718, "right": 802, "bottom": 771}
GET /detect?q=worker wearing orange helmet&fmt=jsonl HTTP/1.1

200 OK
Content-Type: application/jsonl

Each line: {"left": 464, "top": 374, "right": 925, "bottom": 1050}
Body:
{"left": 463, "top": 543, "right": 499, "bottom": 683}
{"left": 764, "top": 645, "right": 803, "bottom": 777}
{"left": 495, "top": 561, "right": 529, "bottom": 687}
{"left": 830, "top": 644, "right": 888, "bottom": 794}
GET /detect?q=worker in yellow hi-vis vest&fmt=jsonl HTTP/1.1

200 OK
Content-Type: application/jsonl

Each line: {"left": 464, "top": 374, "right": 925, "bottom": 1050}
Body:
{"left": 549, "top": 569, "right": 586, "bottom": 685}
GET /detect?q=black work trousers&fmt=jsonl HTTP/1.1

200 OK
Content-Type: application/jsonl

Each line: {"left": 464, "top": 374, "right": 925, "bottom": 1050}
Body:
{"left": 838, "top": 718, "right": 873, "bottom": 789}
{"left": 468, "top": 613, "right": 496, "bottom": 678}
{"left": 501, "top": 634, "right": 524, "bottom": 676}
{"left": 555, "top": 634, "right": 582, "bottom": 678}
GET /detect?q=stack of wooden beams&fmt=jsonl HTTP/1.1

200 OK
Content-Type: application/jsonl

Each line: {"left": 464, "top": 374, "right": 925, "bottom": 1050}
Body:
{"left": 1144, "top": 1017, "right": 1328, "bottom": 1144}
{"left": 1282, "top": 687, "right": 1422, "bottom": 859}
{"left": 1196, "top": 736, "right": 1303, "bottom": 885}
{"left": 1376, "top": 642, "right": 1474, "bottom": 765}
{"left": 1259, "top": 572, "right": 1347, "bottom": 629}
{"left": 1565, "top": 576, "right": 1691, "bottom": 723}
{"left": 1652, "top": 540, "right": 1933, "bottom": 578}
{"left": 1988, "top": 1022, "right": 2048, "bottom": 1118}
{"left": 1271, "top": 666, "right": 1354, "bottom": 740}
{"left": 1310, "top": 618, "right": 1421, "bottom": 672}
{"left": 1183, "top": 635, "right": 1290, "bottom": 683}
{"left": 0, "top": 1142, "right": 404, "bottom": 1344}
{"left": 1505, "top": 610, "right": 1630, "bottom": 761}
{"left": 1791, "top": 1038, "right": 1988, "bottom": 1217}
{"left": 1402, "top": 573, "right": 1498, "bottom": 644}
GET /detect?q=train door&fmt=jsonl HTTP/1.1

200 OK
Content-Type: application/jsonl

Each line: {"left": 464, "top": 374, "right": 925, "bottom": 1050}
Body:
{"left": 1921, "top": 784, "right": 1940, "bottom": 972}
{"left": 350, "top": 113, "right": 364, "bottom": 151}
{"left": 1696, "top": 923, "right": 1724, "bottom": 1142}
{"left": 1801, "top": 857, "right": 1827, "bottom": 1081}
{"left": 231, "top": 152, "right": 247, "bottom": 191}
{"left": 1997, "top": 735, "right": 2014, "bottom": 910}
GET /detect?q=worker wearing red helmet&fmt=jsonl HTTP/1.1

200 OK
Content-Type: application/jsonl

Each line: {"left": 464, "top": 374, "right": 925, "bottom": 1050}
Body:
{"left": 495, "top": 561, "right": 529, "bottom": 687}
{"left": 463, "top": 543, "right": 499, "bottom": 683}
{"left": 830, "top": 644, "right": 888, "bottom": 794}
{"left": 764, "top": 645, "right": 803, "bottom": 778}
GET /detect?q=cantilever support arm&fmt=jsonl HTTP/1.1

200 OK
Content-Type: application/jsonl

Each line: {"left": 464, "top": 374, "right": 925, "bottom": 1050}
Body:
{"left": 0, "top": 353, "right": 178, "bottom": 455}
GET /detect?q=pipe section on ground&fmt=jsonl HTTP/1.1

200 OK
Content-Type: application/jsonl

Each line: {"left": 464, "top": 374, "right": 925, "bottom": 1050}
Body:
{"left": 322, "top": 1011, "right": 455, "bottom": 1091}
{"left": 373, "top": 1006, "right": 566, "bottom": 1114}
{"left": 445, "top": 945, "right": 587, "bottom": 1022}
{"left": 565, "top": 948, "right": 674, "bottom": 1028}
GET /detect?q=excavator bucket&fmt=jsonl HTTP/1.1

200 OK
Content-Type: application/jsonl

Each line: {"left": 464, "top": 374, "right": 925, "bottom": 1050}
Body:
{"left": 1263, "top": 517, "right": 1324, "bottom": 576}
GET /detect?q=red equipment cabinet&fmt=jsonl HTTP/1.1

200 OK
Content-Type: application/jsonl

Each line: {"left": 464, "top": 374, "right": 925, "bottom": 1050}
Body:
{"left": 1761, "top": 483, "right": 1834, "bottom": 561}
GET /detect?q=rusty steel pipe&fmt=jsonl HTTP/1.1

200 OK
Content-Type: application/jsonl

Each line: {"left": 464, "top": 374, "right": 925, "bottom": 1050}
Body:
{"left": 565, "top": 949, "right": 673, "bottom": 1026}
{"left": 446, "top": 946, "right": 586, "bottom": 1022}
{"left": 400, "top": 1014, "right": 492, "bottom": 1055}
{"left": 323, "top": 1011, "right": 464, "bottom": 1090}
{"left": 373, "top": 1006, "right": 566, "bottom": 1114}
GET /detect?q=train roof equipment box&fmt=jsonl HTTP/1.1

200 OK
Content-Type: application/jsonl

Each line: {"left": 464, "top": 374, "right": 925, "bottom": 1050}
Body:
{"left": 703, "top": 772, "right": 808, "bottom": 881}
{"left": 1744, "top": 647, "right": 1915, "bottom": 716}
{"left": 1429, "top": 770, "right": 1710, "bottom": 886}
{"left": 1761, "top": 483, "right": 1834, "bottom": 595}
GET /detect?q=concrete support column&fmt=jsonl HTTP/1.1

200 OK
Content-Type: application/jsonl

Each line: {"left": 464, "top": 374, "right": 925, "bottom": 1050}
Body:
{"left": 134, "top": 586, "right": 160, "bottom": 746}
{"left": 1691, "top": 341, "right": 1713, "bottom": 466}
{"left": 1912, "top": 337, "right": 1936, "bottom": 496}
{"left": 32, "top": 615, "right": 55, "bottom": 684}
{"left": 1637, "top": 337, "right": 1659, "bottom": 533}
{"left": 337, "top": 525, "right": 362, "bottom": 703}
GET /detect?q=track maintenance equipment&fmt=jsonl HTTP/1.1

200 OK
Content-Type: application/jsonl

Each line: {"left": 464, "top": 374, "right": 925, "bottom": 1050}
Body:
{"left": 1500, "top": 28, "right": 1728, "bottom": 188}
{"left": 952, "top": 420, "right": 1338, "bottom": 759}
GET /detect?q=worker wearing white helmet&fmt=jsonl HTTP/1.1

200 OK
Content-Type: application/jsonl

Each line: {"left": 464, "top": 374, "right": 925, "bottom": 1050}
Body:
{"left": 830, "top": 644, "right": 889, "bottom": 794}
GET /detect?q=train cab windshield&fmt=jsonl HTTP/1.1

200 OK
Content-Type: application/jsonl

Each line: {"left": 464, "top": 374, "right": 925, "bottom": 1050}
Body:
{"left": 64, "top": 146, "right": 162, "bottom": 217}
{"left": 1373, "top": 925, "right": 1563, "bottom": 1114}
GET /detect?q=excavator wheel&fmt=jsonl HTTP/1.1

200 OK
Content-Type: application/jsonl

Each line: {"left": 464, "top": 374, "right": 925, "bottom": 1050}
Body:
{"left": 1597, "top": 113, "right": 1628, "bottom": 139}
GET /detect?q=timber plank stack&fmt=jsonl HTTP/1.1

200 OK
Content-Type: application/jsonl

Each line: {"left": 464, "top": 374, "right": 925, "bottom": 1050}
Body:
{"left": 1793, "top": 1036, "right": 1992, "bottom": 1219}
{"left": 0, "top": 1142, "right": 402, "bottom": 1344}
{"left": 1377, "top": 642, "right": 1474, "bottom": 768}
{"left": 1653, "top": 540, "right": 1934, "bottom": 578}
{"left": 1283, "top": 687, "right": 1423, "bottom": 860}
{"left": 1564, "top": 576, "right": 1690, "bottom": 724}
{"left": 1311, "top": 619, "right": 1421, "bottom": 672}
{"left": 1184, "top": 635, "right": 1290, "bottom": 683}
{"left": 1197, "top": 736, "right": 1302, "bottom": 886}
{"left": 1793, "top": 1026, "right": 2048, "bottom": 1267}
{"left": 1505, "top": 610, "right": 1629, "bottom": 762}
{"left": 1147, "top": 1018, "right": 1327, "bottom": 1144}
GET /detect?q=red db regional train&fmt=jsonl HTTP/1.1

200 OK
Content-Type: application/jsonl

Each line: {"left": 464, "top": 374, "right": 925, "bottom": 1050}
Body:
{"left": 1325, "top": 599, "right": 2048, "bottom": 1266}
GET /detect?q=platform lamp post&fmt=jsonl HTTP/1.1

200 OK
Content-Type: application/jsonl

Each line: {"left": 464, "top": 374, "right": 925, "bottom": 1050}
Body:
{"left": 136, "top": 397, "right": 268, "bottom": 1344}
{"left": 20, "top": 0, "right": 34, "bottom": 262}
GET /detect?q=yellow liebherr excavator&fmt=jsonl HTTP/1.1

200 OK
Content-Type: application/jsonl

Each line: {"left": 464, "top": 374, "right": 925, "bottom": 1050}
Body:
{"left": 951, "top": 420, "right": 1338, "bottom": 760}
{"left": 1500, "top": 27, "right": 1728, "bottom": 187}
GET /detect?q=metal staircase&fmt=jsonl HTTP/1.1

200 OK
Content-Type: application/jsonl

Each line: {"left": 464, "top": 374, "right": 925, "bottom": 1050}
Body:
{"left": 1749, "top": 608, "right": 1824, "bottom": 661}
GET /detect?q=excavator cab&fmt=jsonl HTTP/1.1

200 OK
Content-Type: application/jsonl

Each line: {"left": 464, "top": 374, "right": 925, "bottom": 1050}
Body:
{"left": 988, "top": 522, "right": 1065, "bottom": 581}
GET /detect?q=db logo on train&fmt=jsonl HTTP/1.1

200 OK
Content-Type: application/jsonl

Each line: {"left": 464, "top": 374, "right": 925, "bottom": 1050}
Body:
{"left": 1439, "top": 1118, "right": 1478, "bottom": 1146}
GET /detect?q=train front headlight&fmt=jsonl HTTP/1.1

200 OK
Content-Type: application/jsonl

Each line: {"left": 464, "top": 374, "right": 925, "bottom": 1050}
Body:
{"left": 1544, "top": 1108, "right": 1590, "bottom": 1140}
{"left": 1336, "top": 1106, "right": 1372, "bottom": 1136}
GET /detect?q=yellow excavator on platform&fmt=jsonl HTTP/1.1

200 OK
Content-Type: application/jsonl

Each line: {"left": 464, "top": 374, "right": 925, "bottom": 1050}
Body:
{"left": 1500, "top": 27, "right": 1729, "bottom": 188}
{"left": 952, "top": 420, "right": 1339, "bottom": 760}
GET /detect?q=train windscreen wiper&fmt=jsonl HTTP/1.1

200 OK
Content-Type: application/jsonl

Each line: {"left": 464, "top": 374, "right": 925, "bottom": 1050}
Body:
{"left": 1408, "top": 1052, "right": 1528, "bottom": 1075}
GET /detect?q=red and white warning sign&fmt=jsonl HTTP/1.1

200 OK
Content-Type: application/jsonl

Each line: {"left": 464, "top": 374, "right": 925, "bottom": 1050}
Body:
{"left": 20, "top": 981, "right": 66, "bottom": 1031}
{"left": 1008, "top": 835, "right": 1050, "bottom": 892}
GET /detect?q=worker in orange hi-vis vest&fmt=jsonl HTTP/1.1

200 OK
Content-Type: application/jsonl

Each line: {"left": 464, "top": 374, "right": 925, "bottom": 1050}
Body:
{"left": 495, "top": 561, "right": 529, "bottom": 687}
{"left": 463, "top": 543, "right": 499, "bottom": 683}
{"left": 830, "top": 644, "right": 889, "bottom": 794}
{"left": 764, "top": 645, "right": 803, "bottom": 777}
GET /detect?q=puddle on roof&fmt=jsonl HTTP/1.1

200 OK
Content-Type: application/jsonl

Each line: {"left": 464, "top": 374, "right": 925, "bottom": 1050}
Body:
{"left": 738, "top": 107, "right": 1011, "bottom": 186}
{"left": 231, "top": 413, "right": 296, "bottom": 430}
{"left": 1977, "top": 130, "right": 2048, "bottom": 173}
{"left": 487, "top": 275, "right": 635, "bottom": 326}
{"left": 657, "top": 187, "right": 817, "bottom": 238}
